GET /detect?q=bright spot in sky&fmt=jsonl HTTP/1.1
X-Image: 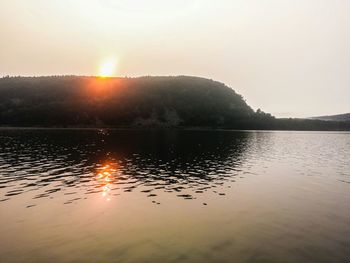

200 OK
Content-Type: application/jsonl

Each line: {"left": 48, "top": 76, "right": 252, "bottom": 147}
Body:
{"left": 98, "top": 58, "right": 117, "bottom": 77}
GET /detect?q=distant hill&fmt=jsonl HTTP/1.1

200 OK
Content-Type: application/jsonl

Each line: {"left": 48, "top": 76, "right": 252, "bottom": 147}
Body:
{"left": 310, "top": 113, "right": 350, "bottom": 122}
{"left": 0, "top": 75, "right": 349, "bottom": 130}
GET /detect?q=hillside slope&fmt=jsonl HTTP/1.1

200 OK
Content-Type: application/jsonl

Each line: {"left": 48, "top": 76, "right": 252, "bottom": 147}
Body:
{"left": 0, "top": 76, "right": 255, "bottom": 127}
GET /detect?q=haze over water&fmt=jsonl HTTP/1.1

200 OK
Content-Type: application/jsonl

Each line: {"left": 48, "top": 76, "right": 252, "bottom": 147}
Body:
{"left": 0, "top": 129, "right": 349, "bottom": 262}
{"left": 2, "top": 1, "right": 350, "bottom": 117}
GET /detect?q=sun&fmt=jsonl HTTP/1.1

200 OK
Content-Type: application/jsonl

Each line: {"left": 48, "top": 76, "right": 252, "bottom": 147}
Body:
{"left": 98, "top": 58, "right": 117, "bottom": 78}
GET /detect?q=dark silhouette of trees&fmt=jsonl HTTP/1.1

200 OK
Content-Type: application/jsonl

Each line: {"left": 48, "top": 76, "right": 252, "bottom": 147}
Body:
{"left": 0, "top": 75, "right": 349, "bottom": 130}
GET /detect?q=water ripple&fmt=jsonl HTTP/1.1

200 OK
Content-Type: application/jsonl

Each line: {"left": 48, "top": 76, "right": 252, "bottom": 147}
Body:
{"left": 0, "top": 129, "right": 349, "bottom": 207}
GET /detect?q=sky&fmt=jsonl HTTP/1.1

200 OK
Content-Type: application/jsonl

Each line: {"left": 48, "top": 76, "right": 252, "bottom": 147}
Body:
{"left": 1, "top": 0, "right": 350, "bottom": 118}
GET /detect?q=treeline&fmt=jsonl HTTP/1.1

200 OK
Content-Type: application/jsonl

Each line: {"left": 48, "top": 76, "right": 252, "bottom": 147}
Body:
{"left": 241, "top": 116, "right": 350, "bottom": 131}
{"left": 0, "top": 76, "right": 349, "bottom": 131}
{"left": 0, "top": 76, "right": 254, "bottom": 127}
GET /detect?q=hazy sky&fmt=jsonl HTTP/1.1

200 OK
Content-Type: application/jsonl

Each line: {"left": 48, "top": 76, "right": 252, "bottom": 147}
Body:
{"left": 1, "top": 0, "right": 350, "bottom": 117}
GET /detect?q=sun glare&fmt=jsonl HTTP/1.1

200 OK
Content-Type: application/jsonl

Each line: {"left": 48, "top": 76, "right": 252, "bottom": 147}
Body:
{"left": 98, "top": 58, "right": 117, "bottom": 78}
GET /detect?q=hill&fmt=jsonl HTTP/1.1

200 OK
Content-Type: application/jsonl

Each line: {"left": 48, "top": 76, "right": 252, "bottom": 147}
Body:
{"left": 0, "top": 76, "right": 255, "bottom": 128}
{"left": 0, "top": 75, "right": 349, "bottom": 130}
{"left": 310, "top": 113, "right": 350, "bottom": 122}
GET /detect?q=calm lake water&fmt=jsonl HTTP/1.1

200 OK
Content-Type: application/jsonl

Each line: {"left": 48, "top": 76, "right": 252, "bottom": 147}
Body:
{"left": 0, "top": 129, "right": 350, "bottom": 263}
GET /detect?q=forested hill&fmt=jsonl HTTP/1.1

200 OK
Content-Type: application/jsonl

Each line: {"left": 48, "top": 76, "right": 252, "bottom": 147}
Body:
{"left": 0, "top": 76, "right": 255, "bottom": 127}
{"left": 0, "top": 75, "right": 349, "bottom": 130}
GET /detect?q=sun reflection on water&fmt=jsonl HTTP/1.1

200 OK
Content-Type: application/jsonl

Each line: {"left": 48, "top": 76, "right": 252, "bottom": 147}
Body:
{"left": 95, "top": 163, "right": 117, "bottom": 202}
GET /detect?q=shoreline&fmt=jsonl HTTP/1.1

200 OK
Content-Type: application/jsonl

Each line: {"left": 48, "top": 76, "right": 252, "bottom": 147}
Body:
{"left": 1, "top": 126, "right": 350, "bottom": 132}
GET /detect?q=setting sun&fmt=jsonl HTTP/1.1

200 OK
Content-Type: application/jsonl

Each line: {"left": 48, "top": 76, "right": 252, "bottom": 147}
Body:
{"left": 98, "top": 58, "right": 117, "bottom": 78}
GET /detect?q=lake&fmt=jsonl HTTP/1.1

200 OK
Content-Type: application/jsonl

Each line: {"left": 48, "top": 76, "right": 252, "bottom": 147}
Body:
{"left": 0, "top": 129, "right": 350, "bottom": 262}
